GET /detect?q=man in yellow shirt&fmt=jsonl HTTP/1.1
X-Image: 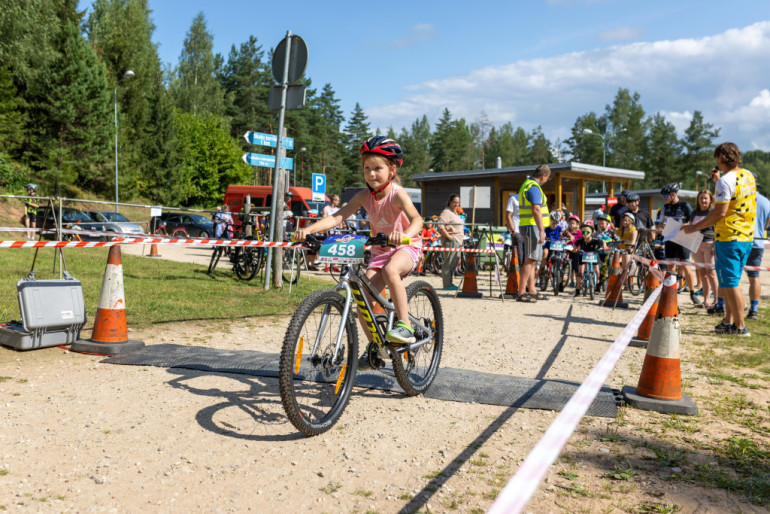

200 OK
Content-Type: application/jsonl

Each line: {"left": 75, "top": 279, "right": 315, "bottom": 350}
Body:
{"left": 684, "top": 142, "right": 756, "bottom": 337}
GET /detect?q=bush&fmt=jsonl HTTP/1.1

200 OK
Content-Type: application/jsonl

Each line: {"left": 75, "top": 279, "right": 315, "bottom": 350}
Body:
{"left": 0, "top": 152, "right": 30, "bottom": 191}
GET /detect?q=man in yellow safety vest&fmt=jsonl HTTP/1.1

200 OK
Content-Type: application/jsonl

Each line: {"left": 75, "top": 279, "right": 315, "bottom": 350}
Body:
{"left": 517, "top": 164, "right": 551, "bottom": 302}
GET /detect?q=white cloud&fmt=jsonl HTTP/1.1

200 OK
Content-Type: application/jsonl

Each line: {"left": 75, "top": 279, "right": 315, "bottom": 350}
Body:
{"left": 388, "top": 23, "right": 437, "bottom": 49}
{"left": 366, "top": 21, "right": 770, "bottom": 152}
{"left": 597, "top": 26, "right": 642, "bottom": 42}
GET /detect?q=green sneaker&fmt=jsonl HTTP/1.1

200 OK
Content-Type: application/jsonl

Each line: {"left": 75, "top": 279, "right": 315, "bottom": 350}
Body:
{"left": 386, "top": 321, "right": 416, "bottom": 344}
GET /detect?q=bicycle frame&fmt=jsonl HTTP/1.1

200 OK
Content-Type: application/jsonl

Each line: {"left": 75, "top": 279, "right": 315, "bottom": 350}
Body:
{"left": 313, "top": 264, "right": 434, "bottom": 366}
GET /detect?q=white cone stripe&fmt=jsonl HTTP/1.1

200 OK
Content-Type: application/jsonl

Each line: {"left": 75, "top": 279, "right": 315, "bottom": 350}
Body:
{"left": 97, "top": 263, "right": 126, "bottom": 311}
{"left": 645, "top": 320, "right": 680, "bottom": 359}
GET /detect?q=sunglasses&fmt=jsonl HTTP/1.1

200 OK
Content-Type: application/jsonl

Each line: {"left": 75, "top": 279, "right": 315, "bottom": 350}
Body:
{"left": 662, "top": 195, "right": 669, "bottom": 199}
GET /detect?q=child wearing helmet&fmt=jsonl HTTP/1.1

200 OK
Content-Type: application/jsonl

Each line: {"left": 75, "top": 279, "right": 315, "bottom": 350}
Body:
{"left": 23, "top": 183, "right": 39, "bottom": 241}
{"left": 573, "top": 222, "right": 608, "bottom": 296}
{"left": 293, "top": 136, "right": 423, "bottom": 368}
{"left": 618, "top": 211, "right": 638, "bottom": 269}
{"left": 542, "top": 211, "right": 563, "bottom": 263}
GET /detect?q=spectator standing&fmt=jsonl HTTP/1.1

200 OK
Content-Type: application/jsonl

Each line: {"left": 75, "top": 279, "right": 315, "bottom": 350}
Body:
{"left": 592, "top": 204, "right": 606, "bottom": 226}
{"left": 23, "top": 183, "right": 39, "bottom": 241}
{"left": 659, "top": 183, "right": 699, "bottom": 304}
{"left": 745, "top": 190, "right": 770, "bottom": 320}
{"left": 436, "top": 194, "right": 464, "bottom": 290}
{"left": 504, "top": 192, "right": 525, "bottom": 267}
{"left": 609, "top": 191, "right": 629, "bottom": 227}
{"left": 625, "top": 192, "right": 653, "bottom": 233}
{"left": 691, "top": 190, "right": 718, "bottom": 310}
{"left": 684, "top": 142, "right": 756, "bottom": 337}
{"left": 517, "top": 164, "right": 551, "bottom": 302}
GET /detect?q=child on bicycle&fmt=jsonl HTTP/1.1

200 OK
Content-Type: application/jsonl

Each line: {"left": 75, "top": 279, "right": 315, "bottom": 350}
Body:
{"left": 562, "top": 215, "right": 582, "bottom": 286}
{"left": 573, "top": 222, "right": 608, "bottom": 296}
{"left": 617, "top": 211, "right": 638, "bottom": 269}
{"left": 541, "top": 211, "right": 563, "bottom": 263}
{"left": 293, "top": 136, "right": 423, "bottom": 368}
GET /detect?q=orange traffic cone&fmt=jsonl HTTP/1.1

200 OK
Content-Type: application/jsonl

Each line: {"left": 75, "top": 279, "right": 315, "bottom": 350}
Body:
{"left": 457, "top": 252, "right": 483, "bottom": 298}
{"left": 71, "top": 246, "right": 145, "bottom": 355}
{"left": 629, "top": 267, "right": 662, "bottom": 348}
{"left": 601, "top": 251, "right": 628, "bottom": 309}
{"left": 502, "top": 248, "right": 520, "bottom": 299}
{"left": 622, "top": 273, "right": 698, "bottom": 415}
{"left": 147, "top": 243, "right": 161, "bottom": 258}
{"left": 372, "top": 286, "right": 387, "bottom": 314}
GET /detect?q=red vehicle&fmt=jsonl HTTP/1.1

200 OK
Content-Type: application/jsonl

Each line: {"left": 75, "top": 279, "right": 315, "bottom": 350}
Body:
{"left": 223, "top": 185, "right": 329, "bottom": 230}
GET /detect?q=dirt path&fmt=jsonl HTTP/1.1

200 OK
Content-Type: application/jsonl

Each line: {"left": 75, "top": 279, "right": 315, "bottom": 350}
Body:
{"left": 1, "top": 250, "right": 768, "bottom": 513}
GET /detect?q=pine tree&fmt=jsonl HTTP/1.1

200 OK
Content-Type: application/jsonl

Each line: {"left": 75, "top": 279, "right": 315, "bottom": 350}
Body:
{"left": 0, "top": 66, "right": 25, "bottom": 154}
{"left": 430, "top": 108, "right": 453, "bottom": 172}
{"left": 643, "top": 113, "right": 682, "bottom": 188}
{"left": 528, "top": 126, "right": 551, "bottom": 164}
{"left": 605, "top": 88, "right": 646, "bottom": 169}
{"left": 566, "top": 112, "right": 604, "bottom": 164}
{"left": 340, "top": 102, "right": 370, "bottom": 188}
{"left": 682, "top": 110, "right": 720, "bottom": 180}
{"left": 170, "top": 12, "right": 225, "bottom": 118}
{"left": 37, "top": 3, "right": 112, "bottom": 195}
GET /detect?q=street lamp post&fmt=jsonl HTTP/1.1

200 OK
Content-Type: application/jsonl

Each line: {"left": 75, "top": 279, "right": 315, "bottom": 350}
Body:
{"left": 114, "top": 70, "right": 135, "bottom": 212}
{"left": 582, "top": 128, "right": 606, "bottom": 166}
{"left": 695, "top": 170, "right": 703, "bottom": 191}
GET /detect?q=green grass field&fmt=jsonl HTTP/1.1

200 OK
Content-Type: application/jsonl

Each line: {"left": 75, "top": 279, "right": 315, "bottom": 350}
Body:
{"left": 0, "top": 247, "right": 328, "bottom": 327}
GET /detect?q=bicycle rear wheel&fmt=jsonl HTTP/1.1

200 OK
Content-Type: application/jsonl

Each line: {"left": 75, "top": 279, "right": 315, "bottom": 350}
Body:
{"left": 391, "top": 281, "right": 444, "bottom": 396}
{"left": 234, "top": 247, "right": 264, "bottom": 281}
{"left": 559, "top": 258, "right": 572, "bottom": 293}
{"left": 628, "top": 262, "right": 646, "bottom": 296}
{"left": 279, "top": 290, "right": 358, "bottom": 436}
{"left": 538, "top": 264, "right": 549, "bottom": 291}
{"left": 208, "top": 246, "right": 223, "bottom": 274}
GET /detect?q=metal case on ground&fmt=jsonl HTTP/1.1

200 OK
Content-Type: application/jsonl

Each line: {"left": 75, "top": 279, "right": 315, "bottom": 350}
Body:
{"left": 0, "top": 272, "right": 86, "bottom": 350}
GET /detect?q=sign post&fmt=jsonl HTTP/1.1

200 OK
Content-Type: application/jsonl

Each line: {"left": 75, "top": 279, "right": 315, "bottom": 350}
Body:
{"left": 264, "top": 31, "right": 308, "bottom": 290}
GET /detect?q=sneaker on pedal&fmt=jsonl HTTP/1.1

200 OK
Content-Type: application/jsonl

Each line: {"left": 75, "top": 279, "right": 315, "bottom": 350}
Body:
{"left": 386, "top": 321, "right": 416, "bottom": 344}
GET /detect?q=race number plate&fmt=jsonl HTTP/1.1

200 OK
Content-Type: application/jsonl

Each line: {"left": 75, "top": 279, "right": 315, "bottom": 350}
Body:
{"left": 551, "top": 241, "right": 564, "bottom": 251}
{"left": 583, "top": 252, "right": 598, "bottom": 263}
{"left": 317, "top": 234, "right": 367, "bottom": 263}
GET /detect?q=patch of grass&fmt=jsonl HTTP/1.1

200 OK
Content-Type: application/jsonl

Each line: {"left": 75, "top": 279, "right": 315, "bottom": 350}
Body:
{"left": 0, "top": 248, "right": 330, "bottom": 326}
{"left": 423, "top": 469, "right": 442, "bottom": 479}
{"left": 0, "top": 469, "right": 8, "bottom": 476}
{"left": 481, "top": 488, "right": 499, "bottom": 500}
{"left": 699, "top": 371, "right": 764, "bottom": 389}
{"left": 558, "top": 470, "right": 579, "bottom": 481}
{"left": 398, "top": 493, "right": 411, "bottom": 500}
{"left": 354, "top": 489, "right": 373, "bottom": 498}
{"left": 319, "top": 481, "right": 341, "bottom": 494}
{"left": 17, "top": 378, "right": 27, "bottom": 383}
{"left": 604, "top": 462, "right": 639, "bottom": 482}
{"left": 651, "top": 415, "right": 701, "bottom": 434}
{"left": 707, "top": 393, "right": 770, "bottom": 435}
{"left": 0, "top": 376, "right": 11, "bottom": 383}
{"left": 645, "top": 444, "right": 687, "bottom": 467}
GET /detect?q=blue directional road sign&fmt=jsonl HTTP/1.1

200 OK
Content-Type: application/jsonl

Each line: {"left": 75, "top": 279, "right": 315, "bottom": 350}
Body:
{"left": 242, "top": 153, "right": 293, "bottom": 169}
{"left": 312, "top": 173, "right": 326, "bottom": 202}
{"left": 243, "top": 131, "right": 294, "bottom": 150}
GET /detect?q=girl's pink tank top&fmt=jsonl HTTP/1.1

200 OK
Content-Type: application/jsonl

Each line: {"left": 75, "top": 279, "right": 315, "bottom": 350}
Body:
{"left": 363, "top": 184, "right": 422, "bottom": 253}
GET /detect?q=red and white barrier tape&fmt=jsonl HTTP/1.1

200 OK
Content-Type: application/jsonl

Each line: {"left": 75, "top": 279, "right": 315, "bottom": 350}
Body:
{"left": 489, "top": 282, "right": 664, "bottom": 514}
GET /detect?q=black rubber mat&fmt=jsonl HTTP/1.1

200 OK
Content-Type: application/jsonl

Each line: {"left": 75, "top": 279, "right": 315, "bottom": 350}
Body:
{"left": 103, "top": 344, "right": 619, "bottom": 418}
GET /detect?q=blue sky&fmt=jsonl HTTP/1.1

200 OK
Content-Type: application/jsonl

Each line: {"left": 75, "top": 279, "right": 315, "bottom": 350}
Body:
{"left": 81, "top": 0, "right": 770, "bottom": 153}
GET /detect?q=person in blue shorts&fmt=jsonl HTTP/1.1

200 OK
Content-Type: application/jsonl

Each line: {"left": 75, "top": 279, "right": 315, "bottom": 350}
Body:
{"left": 744, "top": 188, "right": 770, "bottom": 320}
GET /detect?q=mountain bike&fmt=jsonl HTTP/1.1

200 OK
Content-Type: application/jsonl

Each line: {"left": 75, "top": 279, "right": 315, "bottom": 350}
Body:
{"left": 538, "top": 241, "right": 572, "bottom": 295}
{"left": 279, "top": 233, "right": 444, "bottom": 436}
{"left": 579, "top": 250, "right": 599, "bottom": 300}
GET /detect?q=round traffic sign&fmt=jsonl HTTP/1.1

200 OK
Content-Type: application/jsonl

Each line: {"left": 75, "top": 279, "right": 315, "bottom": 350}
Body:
{"left": 272, "top": 35, "right": 308, "bottom": 85}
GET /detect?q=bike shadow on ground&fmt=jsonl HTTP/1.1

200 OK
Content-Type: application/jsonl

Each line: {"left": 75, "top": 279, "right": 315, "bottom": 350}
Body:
{"left": 164, "top": 367, "right": 404, "bottom": 442}
{"left": 399, "top": 306, "right": 577, "bottom": 514}
{"left": 525, "top": 312, "right": 629, "bottom": 330}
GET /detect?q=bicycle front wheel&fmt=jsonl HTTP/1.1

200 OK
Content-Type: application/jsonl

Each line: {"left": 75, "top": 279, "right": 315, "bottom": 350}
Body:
{"left": 279, "top": 290, "right": 358, "bottom": 436}
{"left": 588, "top": 269, "right": 596, "bottom": 300}
{"left": 628, "top": 261, "right": 646, "bottom": 296}
{"left": 234, "top": 247, "right": 263, "bottom": 281}
{"left": 391, "top": 281, "right": 444, "bottom": 396}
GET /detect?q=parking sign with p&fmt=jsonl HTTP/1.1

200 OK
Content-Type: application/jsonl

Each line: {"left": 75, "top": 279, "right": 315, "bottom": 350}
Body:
{"left": 312, "top": 173, "right": 326, "bottom": 202}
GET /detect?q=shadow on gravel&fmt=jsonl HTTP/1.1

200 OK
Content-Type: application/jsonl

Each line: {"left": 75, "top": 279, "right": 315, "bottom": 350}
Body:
{"left": 525, "top": 312, "right": 628, "bottom": 329}
{"left": 399, "top": 306, "right": 576, "bottom": 514}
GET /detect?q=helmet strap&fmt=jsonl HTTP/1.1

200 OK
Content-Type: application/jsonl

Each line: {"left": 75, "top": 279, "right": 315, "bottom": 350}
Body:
{"left": 367, "top": 170, "right": 395, "bottom": 195}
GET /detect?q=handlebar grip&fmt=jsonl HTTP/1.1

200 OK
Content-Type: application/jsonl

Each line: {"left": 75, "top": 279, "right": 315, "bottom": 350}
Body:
{"left": 401, "top": 237, "right": 412, "bottom": 245}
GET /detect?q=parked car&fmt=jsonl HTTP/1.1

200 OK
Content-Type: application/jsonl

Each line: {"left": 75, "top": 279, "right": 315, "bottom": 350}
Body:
{"left": 36, "top": 207, "right": 110, "bottom": 241}
{"left": 83, "top": 210, "right": 146, "bottom": 236}
{"left": 150, "top": 212, "right": 214, "bottom": 238}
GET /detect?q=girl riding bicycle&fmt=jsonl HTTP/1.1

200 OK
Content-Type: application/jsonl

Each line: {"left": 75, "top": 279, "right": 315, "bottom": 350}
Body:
{"left": 293, "top": 136, "right": 423, "bottom": 366}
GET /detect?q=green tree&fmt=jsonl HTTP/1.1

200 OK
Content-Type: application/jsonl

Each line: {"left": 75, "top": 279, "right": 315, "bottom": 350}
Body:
{"left": 170, "top": 12, "right": 225, "bottom": 117}
{"left": 218, "top": 35, "right": 272, "bottom": 145}
{"left": 528, "top": 126, "right": 551, "bottom": 164}
{"left": 398, "top": 115, "right": 431, "bottom": 185}
{"left": 682, "top": 110, "right": 720, "bottom": 180}
{"left": 340, "top": 102, "right": 370, "bottom": 188}
{"left": 170, "top": 110, "right": 250, "bottom": 206}
{"left": 605, "top": 88, "right": 646, "bottom": 169}
{"left": 0, "top": 66, "right": 25, "bottom": 154}
{"left": 430, "top": 108, "right": 453, "bottom": 172}
{"left": 567, "top": 112, "right": 604, "bottom": 164}
{"left": 86, "top": 0, "right": 172, "bottom": 200}
{"left": 446, "top": 118, "right": 476, "bottom": 170}
{"left": 642, "top": 112, "right": 682, "bottom": 188}
{"left": 37, "top": 5, "right": 112, "bottom": 195}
